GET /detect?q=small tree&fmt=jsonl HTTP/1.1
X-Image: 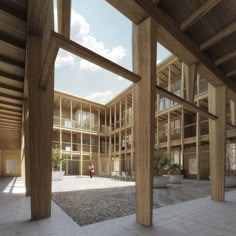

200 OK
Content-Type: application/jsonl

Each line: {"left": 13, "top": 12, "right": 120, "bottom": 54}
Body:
{"left": 168, "top": 163, "right": 182, "bottom": 175}
{"left": 52, "top": 145, "right": 64, "bottom": 171}
{"left": 153, "top": 150, "right": 170, "bottom": 176}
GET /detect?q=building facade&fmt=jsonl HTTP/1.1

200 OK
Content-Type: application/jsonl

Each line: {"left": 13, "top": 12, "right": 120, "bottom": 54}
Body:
{"left": 52, "top": 55, "right": 236, "bottom": 180}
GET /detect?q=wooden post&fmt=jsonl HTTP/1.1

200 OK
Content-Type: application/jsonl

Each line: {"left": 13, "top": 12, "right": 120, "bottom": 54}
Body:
{"left": 156, "top": 76, "right": 160, "bottom": 150}
{"left": 133, "top": 17, "right": 157, "bottom": 226}
{"left": 167, "top": 112, "right": 171, "bottom": 154}
{"left": 209, "top": 84, "right": 226, "bottom": 201}
{"left": 196, "top": 99, "right": 200, "bottom": 180}
{"left": 180, "top": 107, "right": 184, "bottom": 167}
{"left": 59, "top": 97, "right": 62, "bottom": 171}
{"left": 80, "top": 103, "right": 83, "bottom": 176}
{"left": 98, "top": 107, "right": 101, "bottom": 175}
{"left": 131, "top": 89, "right": 134, "bottom": 172}
{"left": 230, "top": 100, "right": 236, "bottom": 125}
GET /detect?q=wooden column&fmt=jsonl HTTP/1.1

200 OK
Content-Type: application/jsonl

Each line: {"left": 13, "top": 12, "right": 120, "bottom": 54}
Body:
{"left": 80, "top": 104, "right": 83, "bottom": 176}
{"left": 156, "top": 76, "right": 160, "bottom": 150}
{"left": 27, "top": 0, "right": 54, "bottom": 219}
{"left": 59, "top": 97, "right": 62, "bottom": 164}
{"left": 230, "top": 100, "right": 236, "bottom": 125}
{"left": 70, "top": 100, "right": 73, "bottom": 161}
{"left": 196, "top": 99, "right": 200, "bottom": 180}
{"left": 167, "top": 112, "right": 171, "bottom": 154}
{"left": 119, "top": 101, "right": 122, "bottom": 170}
{"left": 98, "top": 108, "right": 101, "bottom": 175}
{"left": 131, "top": 90, "right": 134, "bottom": 172}
{"left": 209, "top": 84, "right": 226, "bottom": 202}
{"left": 109, "top": 107, "right": 112, "bottom": 172}
{"left": 180, "top": 107, "right": 184, "bottom": 167}
{"left": 133, "top": 17, "right": 156, "bottom": 226}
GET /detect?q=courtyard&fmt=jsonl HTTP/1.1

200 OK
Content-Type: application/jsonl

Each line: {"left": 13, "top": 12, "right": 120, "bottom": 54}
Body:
{"left": 51, "top": 176, "right": 235, "bottom": 226}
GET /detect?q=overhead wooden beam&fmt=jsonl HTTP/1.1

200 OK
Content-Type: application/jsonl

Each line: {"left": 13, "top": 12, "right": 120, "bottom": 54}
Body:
{"left": 226, "top": 69, "right": 236, "bottom": 77}
{"left": 0, "top": 100, "right": 22, "bottom": 108}
{"left": 200, "top": 22, "right": 236, "bottom": 51}
{"left": 0, "top": 106, "right": 21, "bottom": 113}
{"left": 0, "top": 113, "right": 21, "bottom": 121}
{"left": 215, "top": 50, "right": 236, "bottom": 66}
{"left": 0, "top": 82, "right": 24, "bottom": 93}
{"left": 57, "top": 0, "right": 71, "bottom": 38}
{"left": 52, "top": 31, "right": 141, "bottom": 83}
{"left": 180, "top": 0, "right": 222, "bottom": 32}
{"left": 0, "top": 54, "right": 25, "bottom": 68}
{"left": 0, "top": 128, "right": 20, "bottom": 133}
{"left": 120, "top": 0, "right": 236, "bottom": 92}
{"left": 40, "top": 38, "right": 59, "bottom": 89}
{"left": 0, "top": 30, "right": 26, "bottom": 49}
{"left": 0, "top": 109, "right": 22, "bottom": 117}
{"left": 0, "top": 92, "right": 23, "bottom": 101}
{"left": 0, "top": 71, "right": 24, "bottom": 82}
{"left": 156, "top": 85, "right": 218, "bottom": 120}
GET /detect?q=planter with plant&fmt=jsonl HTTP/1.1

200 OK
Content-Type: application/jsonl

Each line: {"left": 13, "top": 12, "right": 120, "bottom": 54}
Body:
{"left": 165, "top": 163, "right": 183, "bottom": 184}
{"left": 52, "top": 145, "right": 65, "bottom": 181}
{"left": 153, "top": 150, "right": 170, "bottom": 188}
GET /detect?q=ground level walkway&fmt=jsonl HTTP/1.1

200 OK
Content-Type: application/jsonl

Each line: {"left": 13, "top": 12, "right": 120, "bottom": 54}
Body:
{"left": 0, "top": 177, "right": 236, "bottom": 235}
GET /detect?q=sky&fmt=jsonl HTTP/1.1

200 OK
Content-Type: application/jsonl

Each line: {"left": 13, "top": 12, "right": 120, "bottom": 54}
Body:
{"left": 54, "top": 0, "right": 172, "bottom": 104}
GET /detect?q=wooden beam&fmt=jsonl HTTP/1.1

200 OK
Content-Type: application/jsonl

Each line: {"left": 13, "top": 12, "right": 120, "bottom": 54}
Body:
{"left": 0, "top": 82, "right": 24, "bottom": 93}
{"left": 57, "top": 0, "right": 71, "bottom": 38}
{"left": 52, "top": 31, "right": 141, "bottom": 83}
{"left": 0, "top": 55, "right": 25, "bottom": 68}
{"left": 0, "top": 106, "right": 21, "bottom": 113}
{"left": 0, "top": 110, "right": 22, "bottom": 118}
{"left": 209, "top": 84, "right": 226, "bottom": 201}
{"left": 112, "top": 0, "right": 236, "bottom": 91}
{"left": 0, "top": 92, "right": 23, "bottom": 101}
{"left": 200, "top": 22, "right": 236, "bottom": 51}
{"left": 133, "top": 17, "right": 156, "bottom": 226}
{"left": 39, "top": 38, "right": 59, "bottom": 89}
{"left": 226, "top": 69, "right": 236, "bottom": 78}
{"left": 156, "top": 85, "right": 218, "bottom": 120}
{"left": 180, "top": 0, "right": 222, "bottom": 32}
{"left": 0, "top": 100, "right": 22, "bottom": 108}
{"left": 0, "top": 30, "right": 26, "bottom": 49}
{"left": 215, "top": 50, "right": 236, "bottom": 66}
{"left": 0, "top": 71, "right": 24, "bottom": 82}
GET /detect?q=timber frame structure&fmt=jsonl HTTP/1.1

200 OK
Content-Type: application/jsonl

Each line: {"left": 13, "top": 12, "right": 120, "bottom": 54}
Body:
{"left": 0, "top": 0, "right": 236, "bottom": 227}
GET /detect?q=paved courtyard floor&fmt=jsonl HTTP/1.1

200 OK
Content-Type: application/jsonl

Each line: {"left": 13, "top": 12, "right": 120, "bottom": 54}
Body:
{"left": 1, "top": 177, "right": 236, "bottom": 235}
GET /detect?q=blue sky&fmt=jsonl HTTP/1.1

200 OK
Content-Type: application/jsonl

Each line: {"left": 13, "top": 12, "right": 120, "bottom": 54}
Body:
{"left": 54, "top": 0, "right": 171, "bottom": 104}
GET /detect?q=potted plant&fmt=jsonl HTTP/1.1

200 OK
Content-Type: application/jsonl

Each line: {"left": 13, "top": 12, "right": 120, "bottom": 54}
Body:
{"left": 153, "top": 150, "right": 170, "bottom": 188}
{"left": 52, "top": 145, "right": 65, "bottom": 181}
{"left": 165, "top": 163, "right": 184, "bottom": 184}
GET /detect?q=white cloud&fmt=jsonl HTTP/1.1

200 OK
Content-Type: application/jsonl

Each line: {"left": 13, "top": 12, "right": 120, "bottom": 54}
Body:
{"left": 85, "top": 91, "right": 113, "bottom": 104}
{"left": 54, "top": 8, "right": 126, "bottom": 70}
{"left": 55, "top": 50, "right": 75, "bottom": 68}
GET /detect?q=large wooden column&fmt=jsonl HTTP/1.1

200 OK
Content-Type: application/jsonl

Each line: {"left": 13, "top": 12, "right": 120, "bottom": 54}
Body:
{"left": 133, "top": 17, "right": 157, "bottom": 226}
{"left": 208, "top": 84, "right": 226, "bottom": 202}
{"left": 27, "top": 1, "right": 55, "bottom": 219}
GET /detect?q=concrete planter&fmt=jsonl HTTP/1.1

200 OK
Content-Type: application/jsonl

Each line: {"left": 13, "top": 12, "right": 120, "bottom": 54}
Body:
{"left": 225, "top": 176, "right": 236, "bottom": 187}
{"left": 153, "top": 176, "right": 169, "bottom": 188}
{"left": 164, "top": 175, "right": 184, "bottom": 184}
{"left": 52, "top": 171, "right": 65, "bottom": 181}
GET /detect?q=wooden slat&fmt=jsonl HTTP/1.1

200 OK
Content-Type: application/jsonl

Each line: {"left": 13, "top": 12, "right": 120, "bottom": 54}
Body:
{"left": 57, "top": 0, "right": 71, "bottom": 38}
{"left": 0, "top": 71, "right": 24, "bottom": 82}
{"left": 0, "top": 92, "right": 23, "bottom": 101}
{"left": 0, "top": 54, "right": 25, "bottom": 68}
{"left": 0, "top": 82, "right": 24, "bottom": 93}
{"left": 200, "top": 22, "right": 236, "bottom": 51}
{"left": 0, "top": 113, "right": 21, "bottom": 121}
{"left": 0, "top": 30, "right": 26, "bottom": 49}
{"left": 52, "top": 31, "right": 141, "bottom": 83}
{"left": 0, "top": 106, "right": 22, "bottom": 113}
{"left": 180, "top": 0, "right": 222, "bottom": 32}
{"left": 226, "top": 69, "right": 236, "bottom": 77}
{"left": 0, "top": 9, "right": 26, "bottom": 41}
{"left": 0, "top": 100, "right": 22, "bottom": 108}
{"left": 156, "top": 85, "right": 218, "bottom": 120}
{"left": 0, "top": 109, "right": 22, "bottom": 117}
{"left": 215, "top": 50, "right": 236, "bottom": 66}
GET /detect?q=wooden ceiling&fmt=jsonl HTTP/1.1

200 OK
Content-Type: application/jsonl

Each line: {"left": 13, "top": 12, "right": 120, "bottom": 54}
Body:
{"left": 0, "top": 0, "right": 27, "bottom": 147}
{"left": 107, "top": 0, "right": 236, "bottom": 92}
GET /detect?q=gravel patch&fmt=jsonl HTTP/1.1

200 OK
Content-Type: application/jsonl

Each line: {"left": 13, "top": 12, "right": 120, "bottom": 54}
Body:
{"left": 52, "top": 179, "right": 236, "bottom": 226}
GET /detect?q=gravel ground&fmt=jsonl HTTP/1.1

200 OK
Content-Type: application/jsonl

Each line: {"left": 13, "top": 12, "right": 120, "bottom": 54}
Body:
{"left": 52, "top": 179, "right": 235, "bottom": 226}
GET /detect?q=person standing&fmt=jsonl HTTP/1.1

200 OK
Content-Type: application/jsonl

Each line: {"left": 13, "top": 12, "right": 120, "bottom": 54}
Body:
{"left": 88, "top": 163, "right": 94, "bottom": 178}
